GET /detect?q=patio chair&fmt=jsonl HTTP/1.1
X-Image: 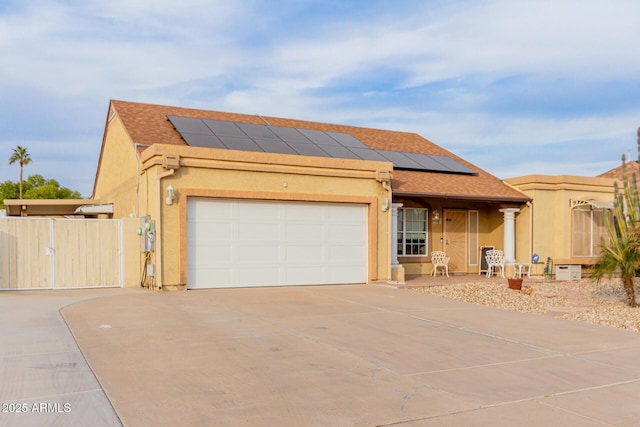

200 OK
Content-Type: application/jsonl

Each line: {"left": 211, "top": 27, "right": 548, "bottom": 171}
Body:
{"left": 485, "top": 249, "right": 505, "bottom": 278}
{"left": 431, "top": 251, "right": 450, "bottom": 277}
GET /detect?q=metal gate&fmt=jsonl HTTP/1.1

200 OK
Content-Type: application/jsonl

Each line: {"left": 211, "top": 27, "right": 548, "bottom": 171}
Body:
{"left": 0, "top": 218, "right": 122, "bottom": 289}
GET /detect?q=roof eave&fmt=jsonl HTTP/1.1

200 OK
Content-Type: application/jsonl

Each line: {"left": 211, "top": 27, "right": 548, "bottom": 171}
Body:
{"left": 393, "top": 191, "right": 531, "bottom": 204}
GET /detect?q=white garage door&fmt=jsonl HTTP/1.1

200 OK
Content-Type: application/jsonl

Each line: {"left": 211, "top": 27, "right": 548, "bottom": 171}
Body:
{"left": 187, "top": 198, "right": 367, "bottom": 289}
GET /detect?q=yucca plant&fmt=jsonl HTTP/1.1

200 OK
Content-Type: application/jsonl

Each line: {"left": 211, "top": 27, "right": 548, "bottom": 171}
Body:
{"left": 593, "top": 227, "right": 640, "bottom": 307}
{"left": 593, "top": 144, "right": 640, "bottom": 307}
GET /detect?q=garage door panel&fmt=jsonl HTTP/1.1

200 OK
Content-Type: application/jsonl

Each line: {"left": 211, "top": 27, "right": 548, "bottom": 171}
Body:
{"left": 328, "top": 224, "right": 366, "bottom": 241}
{"left": 187, "top": 199, "right": 367, "bottom": 289}
{"left": 188, "top": 222, "right": 233, "bottom": 241}
{"left": 238, "top": 222, "right": 279, "bottom": 241}
{"left": 327, "top": 204, "right": 361, "bottom": 218}
{"left": 286, "top": 246, "right": 324, "bottom": 263}
{"left": 239, "top": 202, "right": 278, "bottom": 219}
{"left": 238, "top": 246, "right": 281, "bottom": 264}
{"left": 285, "top": 203, "right": 322, "bottom": 220}
{"left": 190, "top": 267, "right": 234, "bottom": 287}
{"left": 329, "top": 245, "right": 366, "bottom": 265}
{"left": 238, "top": 267, "right": 281, "bottom": 285}
{"left": 188, "top": 246, "right": 234, "bottom": 265}
{"left": 286, "top": 267, "right": 325, "bottom": 284}
{"left": 329, "top": 266, "right": 364, "bottom": 283}
{"left": 285, "top": 223, "right": 324, "bottom": 241}
{"left": 190, "top": 200, "right": 234, "bottom": 218}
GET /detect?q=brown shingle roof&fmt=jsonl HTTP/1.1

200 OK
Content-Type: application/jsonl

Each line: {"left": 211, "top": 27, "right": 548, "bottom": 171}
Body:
{"left": 109, "top": 100, "right": 528, "bottom": 202}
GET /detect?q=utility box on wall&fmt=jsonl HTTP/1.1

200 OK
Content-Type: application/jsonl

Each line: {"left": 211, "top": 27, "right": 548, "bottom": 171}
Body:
{"left": 556, "top": 264, "right": 581, "bottom": 281}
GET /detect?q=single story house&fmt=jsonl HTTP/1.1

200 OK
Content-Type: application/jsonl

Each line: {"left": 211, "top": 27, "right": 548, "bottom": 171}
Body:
{"left": 505, "top": 174, "right": 615, "bottom": 278}
{"left": 93, "top": 100, "right": 529, "bottom": 290}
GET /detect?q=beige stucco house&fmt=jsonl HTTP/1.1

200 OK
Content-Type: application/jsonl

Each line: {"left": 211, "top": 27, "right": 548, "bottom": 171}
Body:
{"left": 93, "top": 100, "right": 529, "bottom": 290}
{"left": 505, "top": 174, "right": 615, "bottom": 278}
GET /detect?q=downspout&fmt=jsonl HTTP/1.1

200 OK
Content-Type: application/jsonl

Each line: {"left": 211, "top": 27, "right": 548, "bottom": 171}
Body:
{"left": 134, "top": 143, "right": 151, "bottom": 218}
{"left": 155, "top": 168, "right": 175, "bottom": 290}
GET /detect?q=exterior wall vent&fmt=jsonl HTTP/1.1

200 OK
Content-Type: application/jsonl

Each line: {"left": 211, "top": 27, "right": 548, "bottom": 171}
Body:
{"left": 163, "top": 155, "right": 180, "bottom": 170}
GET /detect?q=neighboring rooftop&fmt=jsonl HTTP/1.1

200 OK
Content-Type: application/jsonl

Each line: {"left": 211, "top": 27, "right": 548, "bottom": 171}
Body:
{"left": 598, "top": 159, "right": 640, "bottom": 185}
{"left": 3, "top": 199, "right": 113, "bottom": 217}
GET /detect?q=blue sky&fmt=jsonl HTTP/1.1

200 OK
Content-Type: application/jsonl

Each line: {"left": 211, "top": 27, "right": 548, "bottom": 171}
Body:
{"left": 1, "top": 0, "right": 640, "bottom": 197}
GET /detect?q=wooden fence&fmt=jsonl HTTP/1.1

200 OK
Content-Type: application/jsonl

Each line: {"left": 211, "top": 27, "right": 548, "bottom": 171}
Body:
{"left": 0, "top": 218, "right": 122, "bottom": 289}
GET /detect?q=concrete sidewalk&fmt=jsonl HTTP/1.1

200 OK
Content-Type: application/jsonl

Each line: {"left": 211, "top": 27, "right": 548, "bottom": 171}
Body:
{"left": 60, "top": 284, "right": 640, "bottom": 426}
{"left": 0, "top": 289, "right": 132, "bottom": 427}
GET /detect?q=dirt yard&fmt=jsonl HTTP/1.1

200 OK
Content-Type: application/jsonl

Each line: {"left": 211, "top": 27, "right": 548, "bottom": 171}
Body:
{"left": 410, "top": 278, "right": 640, "bottom": 332}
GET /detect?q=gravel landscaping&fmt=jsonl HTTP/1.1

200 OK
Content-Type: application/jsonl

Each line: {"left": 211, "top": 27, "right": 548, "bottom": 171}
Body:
{"left": 409, "top": 278, "right": 640, "bottom": 332}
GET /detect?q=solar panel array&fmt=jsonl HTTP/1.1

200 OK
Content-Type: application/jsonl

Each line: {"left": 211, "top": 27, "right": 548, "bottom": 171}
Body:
{"left": 167, "top": 115, "right": 477, "bottom": 175}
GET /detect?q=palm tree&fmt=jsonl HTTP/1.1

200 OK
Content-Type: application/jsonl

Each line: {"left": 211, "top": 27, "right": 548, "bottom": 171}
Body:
{"left": 9, "top": 146, "right": 32, "bottom": 199}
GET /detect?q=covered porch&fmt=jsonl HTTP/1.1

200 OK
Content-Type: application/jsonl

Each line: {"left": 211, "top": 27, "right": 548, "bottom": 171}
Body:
{"left": 389, "top": 192, "right": 530, "bottom": 282}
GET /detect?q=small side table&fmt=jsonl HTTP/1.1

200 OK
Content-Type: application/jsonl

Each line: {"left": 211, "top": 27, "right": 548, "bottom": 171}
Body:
{"left": 515, "top": 263, "right": 531, "bottom": 278}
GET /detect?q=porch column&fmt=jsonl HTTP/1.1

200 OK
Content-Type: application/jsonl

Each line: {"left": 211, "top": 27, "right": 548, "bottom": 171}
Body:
{"left": 499, "top": 208, "right": 520, "bottom": 264}
{"left": 391, "top": 203, "right": 403, "bottom": 266}
{"left": 390, "top": 203, "right": 405, "bottom": 282}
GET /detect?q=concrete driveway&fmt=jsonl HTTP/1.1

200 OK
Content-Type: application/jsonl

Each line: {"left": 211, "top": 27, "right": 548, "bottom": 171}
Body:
{"left": 57, "top": 284, "right": 640, "bottom": 426}
{"left": 0, "top": 289, "right": 125, "bottom": 427}
{"left": 4, "top": 285, "right": 640, "bottom": 426}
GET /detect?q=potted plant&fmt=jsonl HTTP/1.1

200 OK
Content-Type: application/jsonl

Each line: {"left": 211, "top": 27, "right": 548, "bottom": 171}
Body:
{"left": 507, "top": 276, "right": 523, "bottom": 290}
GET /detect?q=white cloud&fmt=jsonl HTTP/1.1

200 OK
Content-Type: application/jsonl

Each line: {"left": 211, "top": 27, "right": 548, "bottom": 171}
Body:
{"left": 411, "top": 111, "right": 640, "bottom": 148}
{"left": 0, "top": 0, "right": 253, "bottom": 97}
{"left": 264, "top": 0, "right": 640, "bottom": 91}
{"left": 1, "top": 0, "right": 640, "bottom": 195}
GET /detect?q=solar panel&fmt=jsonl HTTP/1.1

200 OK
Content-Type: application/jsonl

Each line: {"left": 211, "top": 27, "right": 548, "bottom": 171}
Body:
{"left": 217, "top": 135, "right": 263, "bottom": 152}
{"left": 297, "top": 129, "right": 341, "bottom": 146}
{"left": 320, "top": 145, "right": 360, "bottom": 160}
{"left": 269, "top": 126, "right": 312, "bottom": 143}
{"left": 377, "top": 151, "right": 424, "bottom": 170}
{"left": 291, "top": 143, "right": 331, "bottom": 157}
{"left": 348, "top": 148, "right": 390, "bottom": 162}
{"left": 409, "top": 153, "right": 452, "bottom": 172}
{"left": 236, "top": 122, "right": 280, "bottom": 140}
{"left": 167, "top": 115, "right": 477, "bottom": 175}
{"left": 203, "top": 120, "right": 246, "bottom": 138}
{"left": 251, "top": 138, "right": 298, "bottom": 155}
{"left": 179, "top": 133, "right": 226, "bottom": 149}
{"left": 430, "top": 155, "right": 477, "bottom": 174}
{"left": 325, "top": 131, "right": 368, "bottom": 149}
{"left": 168, "top": 115, "right": 212, "bottom": 134}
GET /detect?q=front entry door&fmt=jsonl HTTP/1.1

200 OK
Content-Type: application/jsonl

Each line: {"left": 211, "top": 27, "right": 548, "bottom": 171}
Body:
{"left": 443, "top": 210, "right": 468, "bottom": 273}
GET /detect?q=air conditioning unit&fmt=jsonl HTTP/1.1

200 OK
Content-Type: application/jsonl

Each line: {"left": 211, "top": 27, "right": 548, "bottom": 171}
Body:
{"left": 555, "top": 264, "right": 581, "bottom": 280}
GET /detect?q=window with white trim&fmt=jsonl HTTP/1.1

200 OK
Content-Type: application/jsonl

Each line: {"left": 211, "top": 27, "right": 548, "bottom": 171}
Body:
{"left": 397, "top": 208, "right": 428, "bottom": 256}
